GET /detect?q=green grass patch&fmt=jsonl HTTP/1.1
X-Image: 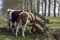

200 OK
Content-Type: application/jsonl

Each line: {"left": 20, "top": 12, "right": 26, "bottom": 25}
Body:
{"left": 46, "top": 17, "right": 60, "bottom": 29}
{"left": 0, "top": 19, "right": 6, "bottom": 24}
{"left": 46, "top": 16, "right": 60, "bottom": 23}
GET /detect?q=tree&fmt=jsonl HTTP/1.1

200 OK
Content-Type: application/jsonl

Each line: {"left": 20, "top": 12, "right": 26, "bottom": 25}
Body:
{"left": 30, "top": 0, "right": 33, "bottom": 12}
{"left": 58, "top": 3, "right": 60, "bottom": 16}
{"left": 54, "top": 0, "right": 56, "bottom": 17}
{"left": 42, "top": 0, "right": 44, "bottom": 16}
{"left": 48, "top": 0, "right": 51, "bottom": 16}
{"left": 44, "top": 0, "right": 47, "bottom": 16}
{"left": 37, "top": 0, "right": 40, "bottom": 13}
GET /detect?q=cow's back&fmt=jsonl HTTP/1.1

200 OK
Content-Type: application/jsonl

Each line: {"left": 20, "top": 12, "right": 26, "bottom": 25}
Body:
{"left": 11, "top": 11, "right": 22, "bottom": 23}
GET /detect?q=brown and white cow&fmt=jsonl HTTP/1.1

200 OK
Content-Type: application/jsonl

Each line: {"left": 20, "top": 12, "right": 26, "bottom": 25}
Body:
{"left": 15, "top": 12, "right": 35, "bottom": 37}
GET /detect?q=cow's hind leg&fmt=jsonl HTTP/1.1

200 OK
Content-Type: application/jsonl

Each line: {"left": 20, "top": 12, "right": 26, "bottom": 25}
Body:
{"left": 7, "top": 20, "right": 11, "bottom": 31}
{"left": 15, "top": 24, "right": 19, "bottom": 36}
{"left": 22, "top": 27, "right": 25, "bottom": 38}
{"left": 12, "top": 22, "right": 15, "bottom": 34}
{"left": 22, "top": 24, "right": 27, "bottom": 38}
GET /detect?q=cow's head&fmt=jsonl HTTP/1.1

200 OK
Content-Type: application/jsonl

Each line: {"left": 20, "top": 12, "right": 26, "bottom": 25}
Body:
{"left": 29, "top": 12, "right": 35, "bottom": 25}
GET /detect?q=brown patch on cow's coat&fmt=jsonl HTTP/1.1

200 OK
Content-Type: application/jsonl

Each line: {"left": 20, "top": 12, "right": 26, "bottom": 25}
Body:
{"left": 17, "top": 13, "right": 28, "bottom": 25}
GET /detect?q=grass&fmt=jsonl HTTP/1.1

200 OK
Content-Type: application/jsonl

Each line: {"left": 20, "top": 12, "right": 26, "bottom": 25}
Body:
{"left": 46, "top": 17, "right": 60, "bottom": 23}
{"left": 0, "top": 28, "right": 44, "bottom": 40}
{"left": 0, "top": 16, "right": 60, "bottom": 40}
{"left": 46, "top": 17, "right": 60, "bottom": 29}
{"left": 0, "top": 18, "right": 6, "bottom": 24}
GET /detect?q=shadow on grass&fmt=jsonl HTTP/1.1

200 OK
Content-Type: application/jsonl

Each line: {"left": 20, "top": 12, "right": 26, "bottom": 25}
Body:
{"left": 0, "top": 28, "right": 14, "bottom": 36}
{"left": 0, "top": 28, "right": 45, "bottom": 40}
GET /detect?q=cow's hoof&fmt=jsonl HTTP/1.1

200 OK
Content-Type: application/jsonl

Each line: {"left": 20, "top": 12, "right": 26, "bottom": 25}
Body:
{"left": 12, "top": 31, "right": 14, "bottom": 34}
{"left": 7, "top": 27, "right": 10, "bottom": 31}
{"left": 22, "top": 35, "right": 25, "bottom": 38}
{"left": 15, "top": 34, "right": 17, "bottom": 37}
{"left": 29, "top": 30, "right": 32, "bottom": 34}
{"left": 23, "top": 36, "right": 25, "bottom": 38}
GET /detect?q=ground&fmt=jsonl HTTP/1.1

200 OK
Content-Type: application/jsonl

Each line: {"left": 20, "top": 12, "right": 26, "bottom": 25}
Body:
{"left": 0, "top": 28, "right": 44, "bottom": 40}
{"left": 0, "top": 16, "right": 60, "bottom": 40}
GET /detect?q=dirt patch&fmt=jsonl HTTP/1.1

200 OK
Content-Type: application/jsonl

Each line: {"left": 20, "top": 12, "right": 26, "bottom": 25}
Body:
{"left": 0, "top": 24, "right": 6, "bottom": 28}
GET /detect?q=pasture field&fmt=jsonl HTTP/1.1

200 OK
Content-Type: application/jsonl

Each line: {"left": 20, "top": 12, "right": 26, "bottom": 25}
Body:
{"left": 46, "top": 17, "right": 60, "bottom": 28}
{"left": 0, "top": 17, "right": 60, "bottom": 40}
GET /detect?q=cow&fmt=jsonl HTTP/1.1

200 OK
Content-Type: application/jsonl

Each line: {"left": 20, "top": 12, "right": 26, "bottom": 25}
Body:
{"left": 6, "top": 9, "right": 22, "bottom": 34}
{"left": 15, "top": 12, "right": 35, "bottom": 37}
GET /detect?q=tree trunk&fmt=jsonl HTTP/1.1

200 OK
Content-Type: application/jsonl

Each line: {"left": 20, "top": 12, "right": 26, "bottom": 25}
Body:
{"left": 30, "top": 0, "right": 33, "bottom": 12}
{"left": 44, "top": 0, "right": 47, "bottom": 16}
{"left": 54, "top": 0, "right": 56, "bottom": 17}
{"left": 21, "top": 0, "right": 23, "bottom": 10}
{"left": 42, "top": 0, "right": 43, "bottom": 16}
{"left": 37, "top": 0, "right": 40, "bottom": 13}
{"left": 22, "top": 0, "right": 24, "bottom": 11}
{"left": 48, "top": 0, "right": 51, "bottom": 16}
{"left": 58, "top": 3, "right": 60, "bottom": 16}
